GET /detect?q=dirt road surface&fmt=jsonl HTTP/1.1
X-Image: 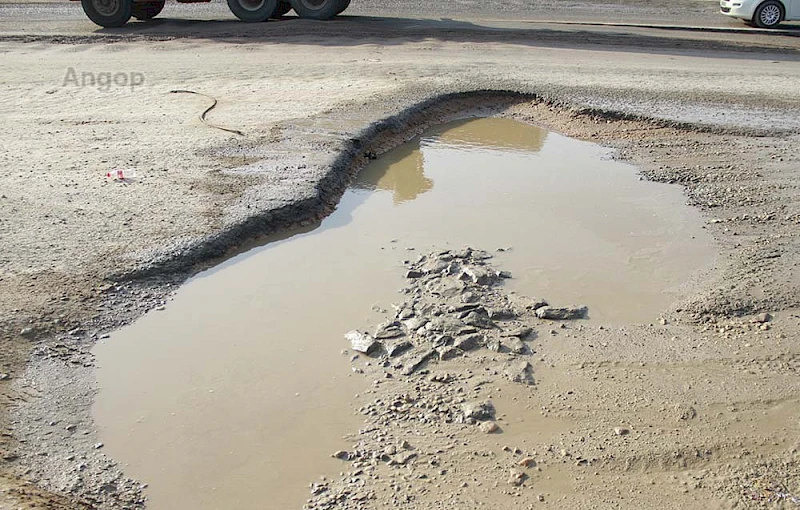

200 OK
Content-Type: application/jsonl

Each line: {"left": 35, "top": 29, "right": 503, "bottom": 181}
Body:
{"left": 1, "top": 1, "right": 800, "bottom": 509}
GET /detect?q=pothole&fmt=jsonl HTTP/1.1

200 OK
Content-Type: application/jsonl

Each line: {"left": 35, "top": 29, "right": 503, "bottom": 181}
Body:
{"left": 92, "top": 117, "right": 717, "bottom": 510}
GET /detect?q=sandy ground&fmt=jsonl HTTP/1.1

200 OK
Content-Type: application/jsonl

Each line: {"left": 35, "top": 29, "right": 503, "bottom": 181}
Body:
{"left": 1, "top": 3, "right": 800, "bottom": 509}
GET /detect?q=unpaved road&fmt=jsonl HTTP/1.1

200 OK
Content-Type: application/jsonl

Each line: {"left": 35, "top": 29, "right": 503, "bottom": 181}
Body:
{"left": 1, "top": 3, "right": 800, "bottom": 509}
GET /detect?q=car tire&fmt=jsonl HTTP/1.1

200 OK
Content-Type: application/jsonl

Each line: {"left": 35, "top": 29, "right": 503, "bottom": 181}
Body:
{"left": 81, "top": 0, "right": 133, "bottom": 27}
{"left": 227, "top": 0, "right": 279, "bottom": 22}
{"left": 289, "top": 0, "right": 347, "bottom": 20}
{"left": 753, "top": 0, "right": 783, "bottom": 28}
{"left": 132, "top": 0, "right": 165, "bottom": 20}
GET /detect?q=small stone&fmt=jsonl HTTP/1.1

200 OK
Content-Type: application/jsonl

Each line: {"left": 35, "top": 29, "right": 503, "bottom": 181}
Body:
{"left": 94, "top": 443, "right": 104, "bottom": 449}
{"left": 462, "top": 311, "right": 493, "bottom": 329}
{"left": 345, "top": 330, "right": 378, "bottom": 354}
{"left": 398, "top": 308, "right": 414, "bottom": 320}
{"left": 0, "top": 374, "right": 10, "bottom": 381}
{"left": 502, "top": 337, "right": 527, "bottom": 355}
{"left": 507, "top": 469, "right": 527, "bottom": 486}
{"left": 453, "top": 333, "right": 484, "bottom": 351}
{"left": 462, "top": 400, "right": 495, "bottom": 421}
{"left": 429, "top": 372, "right": 452, "bottom": 383}
{"left": 504, "top": 361, "right": 535, "bottom": 385}
{"left": 518, "top": 457, "right": 537, "bottom": 468}
{"left": 332, "top": 450, "right": 351, "bottom": 461}
{"left": 489, "top": 308, "right": 516, "bottom": 320}
{"left": 538, "top": 494, "right": 545, "bottom": 502}
{"left": 535, "top": 306, "right": 588, "bottom": 320}
{"left": 501, "top": 326, "right": 532, "bottom": 338}
{"left": 437, "top": 346, "right": 462, "bottom": 361}
{"left": 19, "top": 327, "right": 33, "bottom": 337}
{"left": 374, "top": 321, "right": 405, "bottom": 340}
{"left": 458, "top": 267, "right": 497, "bottom": 286}
{"left": 405, "top": 269, "right": 424, "bottom": 279}
{"left": 497, "top": 270, "right": 512, "bottom": 279}
{"left": 402, "top": 317, "right": 429, "bottom": 332}
{"left": 614, "top": 426, "right": 630, "bottom": 436}
{"left": 479, "top": 421, "right": 500, "bottom": 434}
{"left": 382, "top": 338, "right": 413, "bottom": 357}
{"left": 751, "top": 312, "right": 772, "bottom": 323}
{"left": 401, "top": 349, "right": 436, "bottom": 376}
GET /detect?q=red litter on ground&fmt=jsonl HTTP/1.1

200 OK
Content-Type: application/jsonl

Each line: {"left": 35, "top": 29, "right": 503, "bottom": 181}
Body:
{"left": 106, "top": 169, "right": 136, "bottom": 180}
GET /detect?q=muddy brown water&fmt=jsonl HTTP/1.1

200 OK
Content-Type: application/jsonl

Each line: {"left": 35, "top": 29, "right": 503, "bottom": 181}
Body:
{"left": 93, "top": 117, "right": 716, "bottom": 510}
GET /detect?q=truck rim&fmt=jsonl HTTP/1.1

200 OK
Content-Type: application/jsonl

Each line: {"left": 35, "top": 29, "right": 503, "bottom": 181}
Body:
{"left": 298, "top": 0, "right": 326, "bottom": 10}
{"left": 93, "top": 0, "right": 120, "bottom": 16}
{"left": 240, "top": 0, "right": 266, "bottom": 11}
{"left": 760, "top": 3, "right": 781, "bottom": 25}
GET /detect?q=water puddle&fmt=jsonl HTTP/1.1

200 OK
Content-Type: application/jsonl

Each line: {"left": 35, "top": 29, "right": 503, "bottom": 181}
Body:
{"left": 93, "top": 117, "right": 716, "bottom": 510}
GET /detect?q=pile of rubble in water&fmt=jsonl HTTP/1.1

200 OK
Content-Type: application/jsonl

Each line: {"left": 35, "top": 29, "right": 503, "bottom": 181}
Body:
{"left": 304, "top": 249, "right": 588, "bottom": 510}
{"left": 346, "top": 247, "right": 587, "bottom": 383}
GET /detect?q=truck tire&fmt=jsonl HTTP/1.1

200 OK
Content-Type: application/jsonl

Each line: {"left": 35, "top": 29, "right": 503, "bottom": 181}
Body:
{"left": 335, "top": 0, "right": 350, "bottom": 14}
{"left": 81, "top": 0, "right": 132, "bottom": 27}
{"left": 270, "top": 0, "right": 292, "bottom": 17}
{"left": 289, "top": 0, "right": 346, "bottom": 19}
{"left": 132, "top": 0, "right": 165, "bottom": 20}
{"left": 228, "top": 0, "right": 278, "bottom": 21}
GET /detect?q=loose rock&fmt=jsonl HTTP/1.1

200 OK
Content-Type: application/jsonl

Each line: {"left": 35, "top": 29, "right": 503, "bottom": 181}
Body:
{"left": 479, "top": 421, "right": 500, "bottom": 434}
{"left": 454, "top": 333, "right": 484, "bottom": 351}
{"left": 332, "top": 450, "right": 351, "bottom": 461}
{"left": 535, "top": 305, "right": 588, "bottom": 320}
{"left": 504, "top": 361, "right": 535, "bottom": 385}
{"left": 462, "top": 400, "right": 495, "bottom": 421}
{"left": 751, "top": 312, "right": 773, "bottom": 323}
{"left": 345, "top": 330, "right": 379, "bottom": 354}
{"left": 508, "top": 469, "right": 527, "bottom": 486}
{"left": 373, "top": 321, "right": 404, "bottom": 340}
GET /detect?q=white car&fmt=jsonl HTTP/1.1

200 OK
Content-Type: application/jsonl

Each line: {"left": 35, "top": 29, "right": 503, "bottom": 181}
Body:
{"left": 721, "top": 0, "right": 799, "bottom": 27}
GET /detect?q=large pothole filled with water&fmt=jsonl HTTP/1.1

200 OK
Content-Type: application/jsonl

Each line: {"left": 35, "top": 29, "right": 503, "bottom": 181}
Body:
{"left": 92, "top": 117, "right": 716, "bottom": 510}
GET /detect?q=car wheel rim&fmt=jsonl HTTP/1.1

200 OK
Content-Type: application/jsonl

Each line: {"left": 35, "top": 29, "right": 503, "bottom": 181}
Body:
{"left": 94, "top": 0, "right": 120, "bottom": 16}
{"left": 300, "top": 0, "right": 327, "bottom": 10}
{"left": 760, "top": 4, "right": 780, "bottom": 25}
{"left": 239, "top": 0, "right": 265, "bottom": 11}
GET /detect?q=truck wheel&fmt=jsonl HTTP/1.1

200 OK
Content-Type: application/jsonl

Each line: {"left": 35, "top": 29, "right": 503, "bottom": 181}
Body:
{"left": 289, "top": 0, "right": 346, "bottom": 19}
{"left": 335, "top": 0, "right": 350, "bottom": 14}
{"left": 227, "top": 0, "right": 278, "bottom": 22}
{"left": 81, "top": 0, "right": 132, "bottom": 27}
{"left": 270, "top": 0, "right": 292, "bottom": 17}
{"left": 132, "top": 0, "right": 165, "bottom": 20}
{"left": 753, "top": 0, "right": 783, "bottom": 27}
